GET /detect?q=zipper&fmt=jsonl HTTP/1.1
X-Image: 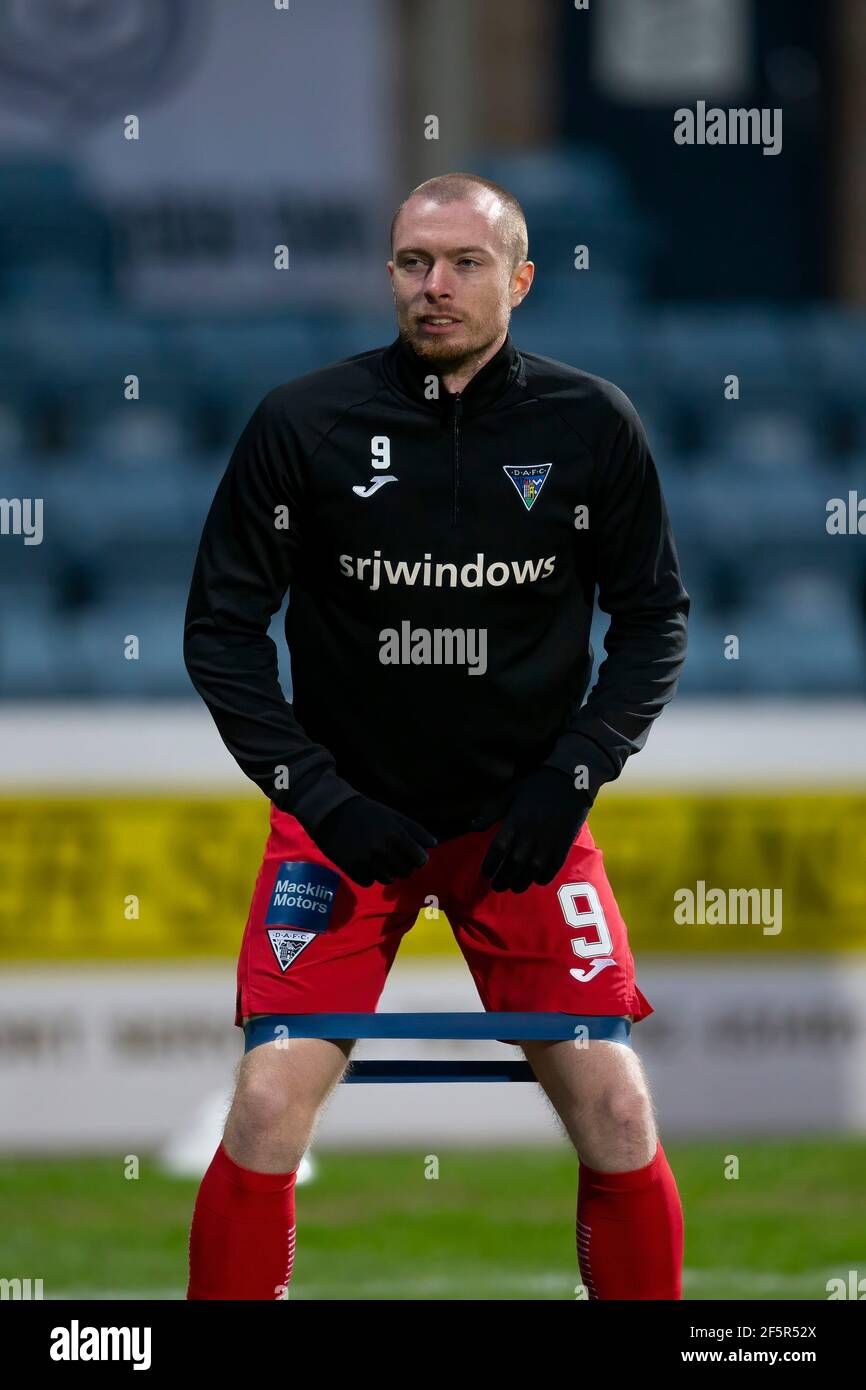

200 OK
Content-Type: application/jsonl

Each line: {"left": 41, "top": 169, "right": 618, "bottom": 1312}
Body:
{"left": 451, "top": 391, "right": 462, "bottom": 524}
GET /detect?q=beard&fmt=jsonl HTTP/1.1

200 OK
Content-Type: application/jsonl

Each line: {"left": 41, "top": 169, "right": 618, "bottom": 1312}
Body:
{"left": 398, "top": 306, "right": 506, "bottom": 370}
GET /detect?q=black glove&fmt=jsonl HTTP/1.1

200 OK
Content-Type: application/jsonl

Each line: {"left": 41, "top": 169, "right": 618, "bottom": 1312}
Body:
{"left": 312, "top": 795, "right": 438, "bottom": 887}
{"left": 479, "top": 766, "right": 592, "bottom": 894}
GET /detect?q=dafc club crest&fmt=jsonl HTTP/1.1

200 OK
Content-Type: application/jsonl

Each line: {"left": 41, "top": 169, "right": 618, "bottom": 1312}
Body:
{"left": 0, "top": 1, "right": 206, "bottom": 125}
{"left": 502, "top": 463, "right": 552, "bottom": 511}
{"left": 267, "top": 929, "right": 318, "bottom": 974}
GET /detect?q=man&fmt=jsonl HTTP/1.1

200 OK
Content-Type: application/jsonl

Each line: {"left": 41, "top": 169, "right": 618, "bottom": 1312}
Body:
{"left": 183, "top": 172, "right": 689, "bottom": 1300}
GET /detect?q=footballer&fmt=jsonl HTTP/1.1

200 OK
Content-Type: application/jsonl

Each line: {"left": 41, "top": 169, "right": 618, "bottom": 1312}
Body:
{"left": 183, "top": 173, "right": 689, "bottom": 1300}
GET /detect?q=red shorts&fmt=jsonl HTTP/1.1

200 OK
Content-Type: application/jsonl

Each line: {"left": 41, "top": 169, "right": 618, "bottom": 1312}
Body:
{"left": 235, "top": 805, "right": 653, "bottom": 1028}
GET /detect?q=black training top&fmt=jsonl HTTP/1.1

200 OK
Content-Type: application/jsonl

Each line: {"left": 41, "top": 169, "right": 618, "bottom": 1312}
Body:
{"left": 183, "top": 331, "right": 689, "bottom": 840}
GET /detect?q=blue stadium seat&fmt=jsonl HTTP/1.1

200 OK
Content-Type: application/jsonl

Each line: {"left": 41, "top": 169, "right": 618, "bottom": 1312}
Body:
{"left": 171, "top": 316, "right": 328, "bottom": 391}
{"left": 795, "top": 306, "right": 866, "bottom": 400}
{"left": 649, "top": 306, "right": 795, "bottom": 396}
{"left": 59, "top": 590, "right": 188, "bottom": 696}
{"left": 0, "top": 593, "right": 64, "bottom": 695}
{"left": 685, "top": 455, "right": 830, "bottom": 545}
{"left": 46, "top": 455, "right": 188, "bottom": 549}
{"left": 674, "top": 612, "right": 755, "bottom": 695}
{"left": 517, "top": 303, "right": 643, "bottom": 387}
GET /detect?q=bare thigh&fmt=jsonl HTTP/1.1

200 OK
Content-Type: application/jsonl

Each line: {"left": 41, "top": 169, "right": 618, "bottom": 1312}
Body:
{"left": 520, "top": 1015, "right": 657, "bottom": 1169}
{"left": 221, "top": 1014, "right": 357, "bottom": 1172}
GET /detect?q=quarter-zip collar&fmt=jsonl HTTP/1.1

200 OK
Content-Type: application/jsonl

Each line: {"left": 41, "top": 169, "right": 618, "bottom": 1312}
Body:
{"left": 382, "top": 328, "right": 525, "bottom": 417}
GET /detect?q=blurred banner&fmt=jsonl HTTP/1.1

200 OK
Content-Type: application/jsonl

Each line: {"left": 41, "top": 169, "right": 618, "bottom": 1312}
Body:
{"left": 2, "top": 789, "right": 865, "bottom": 959}
{"left": 0, "top": 0, "right": 394, "bottom": 309}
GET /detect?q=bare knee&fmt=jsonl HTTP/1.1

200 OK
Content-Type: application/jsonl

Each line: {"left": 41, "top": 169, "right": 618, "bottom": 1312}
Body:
{"left": 224, "top": 1038, "right": 352, "bottom": 1171}
{"left": 590, "top": 1074, "right": 653, "bottom": 1132}
{"left": 578, "top": 1066, "right": 656, "bottom": 1169}
{"left": 233, "top": 1072, "right": 314, "bottom": 1135}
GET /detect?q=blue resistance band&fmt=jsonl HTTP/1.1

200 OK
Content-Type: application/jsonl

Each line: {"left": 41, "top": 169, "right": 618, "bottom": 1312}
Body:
{"left": 242, "top": 1013, "right": 632, "bottom": 1081}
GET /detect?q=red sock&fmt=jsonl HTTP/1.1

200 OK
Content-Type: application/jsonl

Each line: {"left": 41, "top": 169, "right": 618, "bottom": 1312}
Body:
{"left": 187, "top": 1142, "right": 297, "bottom": 1300}
{"left": 576, "top": 1140, "right": 683, "bottom": 1299}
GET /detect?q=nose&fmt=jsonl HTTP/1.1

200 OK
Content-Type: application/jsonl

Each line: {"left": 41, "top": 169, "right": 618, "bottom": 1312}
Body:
{"left": 423, "top": 259, "right": 455, "bottom": 298}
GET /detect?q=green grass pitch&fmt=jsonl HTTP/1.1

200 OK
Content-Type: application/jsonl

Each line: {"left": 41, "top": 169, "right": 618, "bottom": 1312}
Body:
{"left": 1, "top": 1139, "right": 864, "bottom": 1300}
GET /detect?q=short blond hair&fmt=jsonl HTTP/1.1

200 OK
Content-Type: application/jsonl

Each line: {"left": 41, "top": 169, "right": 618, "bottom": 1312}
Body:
{"left": 390, "top": 172, "right": 528, "bottom": 273}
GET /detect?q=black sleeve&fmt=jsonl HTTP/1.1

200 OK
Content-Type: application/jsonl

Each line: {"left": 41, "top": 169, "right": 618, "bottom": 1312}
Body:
{"left": 183, "top": 390, "right": 361, "bottom": 831}
{"left": 543, "top": 391, "right": 689, "bottom": 797}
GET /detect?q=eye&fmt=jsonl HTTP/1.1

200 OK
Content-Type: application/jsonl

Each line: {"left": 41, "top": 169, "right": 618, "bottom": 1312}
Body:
{"left": 458, "top": 258, "right": 480, "bottom": 268}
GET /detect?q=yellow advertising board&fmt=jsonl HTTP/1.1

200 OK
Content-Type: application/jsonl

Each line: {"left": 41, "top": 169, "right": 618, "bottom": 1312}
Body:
{"left": 0, "top": 792, "right": 863, "bottom": 959}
